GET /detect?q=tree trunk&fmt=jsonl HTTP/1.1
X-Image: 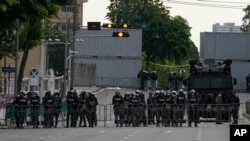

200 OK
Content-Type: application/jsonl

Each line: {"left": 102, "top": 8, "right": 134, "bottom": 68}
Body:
{"left": 17, "top": 44, "right": 30, "bottom": 93}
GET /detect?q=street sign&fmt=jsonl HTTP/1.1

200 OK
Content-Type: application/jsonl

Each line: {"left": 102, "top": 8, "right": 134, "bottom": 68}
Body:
{"left": 29, "top": 66, "right": 39, "bottom": 86}
{"left": 2, "top": 67, "right": 16, "bottom": 73}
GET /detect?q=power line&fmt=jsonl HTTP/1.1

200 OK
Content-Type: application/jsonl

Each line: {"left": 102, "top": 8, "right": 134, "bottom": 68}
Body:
{"left": 163, "top": 0, "right": 246, "bottom": 9}
{"left": 197, "top": 0, "right": 250, "bottom": 5}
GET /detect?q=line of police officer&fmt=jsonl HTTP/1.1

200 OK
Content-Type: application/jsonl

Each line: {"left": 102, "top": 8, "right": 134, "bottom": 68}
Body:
{"left": 112, "top": 89, "right": 200, "bottom": 127}
{"left": 13, "top": 89, "right": 98, "bottom": 129}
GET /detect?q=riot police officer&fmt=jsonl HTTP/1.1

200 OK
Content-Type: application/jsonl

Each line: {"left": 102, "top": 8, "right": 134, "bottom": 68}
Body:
{"left": 14, "top": 91, "right": 28, "bottom": 129}
{"left": 130, "top": 92, "right": 140, "bottom": 127}
{"left": 155, "top": 90, "right": 165, "bottom": 127}
{"left": 230, "top": 92, "right": 240, "bottom": 124}
{"left": 187, "top": 89, "right": 199, "bottom": 127}
{"left": 147, "top": 92, "right": 156, "bottom": 125}
{"left": 176, "top": 89, "right": 186, "bottom": 127}
{"left": 78, "top": 91, "right": 89, "bottom": 127}
{"left": 112, "top": 91, "right": 124, "bottom": 127}
{"left": 164, "top": 90, "right": 172, "bottom": 127}
{"left": 138, "top": 91, "right": 147, "bottom": 127}
{"left": 30, "top": 92, "right": 40, "bottom": 128}
{"left": 88, "top": 92, "right": 98, "bottom": 127}
{"left": 170, "top": 91, "right": 178, "bottom": 127}
{"left": 42, "top": 91, "right": 53, "bottom": 128}
{"left": 150, "top": 71, "right": 158, "bottom": 90}
{"left": 215, "top": 93, "right": 223, "bottom": 124}
{"left": 65, "top": 88, "right": 78, "bottom": 128}
{"left": 52, "top": 92, "right": 62, "bottom": 128}
{"left": 123, "top": 92, "right": 132, "bottom": 127}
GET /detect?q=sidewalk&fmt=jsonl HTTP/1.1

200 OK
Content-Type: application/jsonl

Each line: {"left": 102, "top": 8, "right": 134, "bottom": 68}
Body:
{"left": 74, "top": 86, "right": 104, "bottom": 93}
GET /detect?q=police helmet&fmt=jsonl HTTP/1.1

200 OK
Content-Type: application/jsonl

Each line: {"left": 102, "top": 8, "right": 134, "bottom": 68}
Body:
{"left": 178, "top": 89, "right": 184, "bottom": 95}
{"left": 115, "top": 91, "right": 120, "bottom": 96}
{"left": 45, "top": 91, "right": 51, "bottom": 97}
{"left": 190, "top": 89, "right": 196, "bottom": 93}
{"left": 155, "top": 90, "right": 160, "bottom": 94}
{"left": 54, "top": 92, "right": 60, "bottom": 97}
{"left": 190, "top": 89, "right": 196, "bottom": 95}
{"left": 166, "top": 90, "right": 171, "bottom": 95}
{"left": 135, "top": 89, "right": 141, "bottom": 94}
{"left": 32, "top": 92, "right": 38, "bottom": 97}
{"left": 125, "top": 92, "right": 130, "bottom": 96}
{"left": 81, "top": 91, "right": 87, "bottom": 96}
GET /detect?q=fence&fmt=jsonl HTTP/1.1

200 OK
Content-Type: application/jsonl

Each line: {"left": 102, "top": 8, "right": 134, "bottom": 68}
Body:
{"left": 0, "top": 102, "right": 249, "bottom": 128}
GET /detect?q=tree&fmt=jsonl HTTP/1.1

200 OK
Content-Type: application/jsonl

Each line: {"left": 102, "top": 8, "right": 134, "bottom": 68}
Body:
{"left": 241, "top": 5, "right": 250, "bottom": 32}
{"left": 106, "top": 0, "right": 198, "bottom": 68}
{"left": 0, "top": 0, "right": 74, "bottom": 93}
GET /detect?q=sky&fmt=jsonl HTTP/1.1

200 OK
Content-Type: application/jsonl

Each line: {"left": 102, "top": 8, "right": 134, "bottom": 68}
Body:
{"left": 83, "top": 0, "right": 248, "bottom": 50}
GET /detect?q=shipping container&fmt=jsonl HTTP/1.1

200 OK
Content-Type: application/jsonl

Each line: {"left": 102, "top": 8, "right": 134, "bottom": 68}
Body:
{"left": 200, "top": 32, "right": 250, "bottom": 91}
{"left": 73, "top": 28, "right": 142, "bottom": 88}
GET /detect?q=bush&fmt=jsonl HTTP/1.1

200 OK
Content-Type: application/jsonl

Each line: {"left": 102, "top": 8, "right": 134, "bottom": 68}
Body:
{"left": 246, "top": 99, "right": 250, "bottom": 115}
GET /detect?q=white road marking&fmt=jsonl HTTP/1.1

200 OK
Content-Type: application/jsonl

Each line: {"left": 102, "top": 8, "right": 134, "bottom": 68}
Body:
{"left": 128, "top": 134, "right": 133, "bottom": 136}
{"left": 196, "top": 127, "right": 203, "bottom": 141}
{"left": 99, "top": 131, "right": 105, "bottom": 133}
{"left": 48, "top": 135, "right": 53, "bottom": 138}
{"left": 165, "top": 130, "right": 172, "bottom": 133}
{"left": 38, "top": 137, "right": 45, "bottom": 139}
{"left": 124, "top": 137, "right": 129, "bottom": 139}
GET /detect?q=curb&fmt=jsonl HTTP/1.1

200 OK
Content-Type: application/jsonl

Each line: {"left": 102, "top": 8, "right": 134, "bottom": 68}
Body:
{"left": 242, "top": 113, "right": 250, "bottom": 123}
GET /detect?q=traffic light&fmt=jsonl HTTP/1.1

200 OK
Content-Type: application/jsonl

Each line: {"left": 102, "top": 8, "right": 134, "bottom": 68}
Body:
{"left": 102, "top": 23, "right": 116, "bottom": 28}
{"left": 119, "top": 23, "right": 131, "bottom": 29}
{"left": 112, "top": 32, "right": 130, "bottom": 37}
{"left": 87, "top": 22, "right": 101, "bottom": 30}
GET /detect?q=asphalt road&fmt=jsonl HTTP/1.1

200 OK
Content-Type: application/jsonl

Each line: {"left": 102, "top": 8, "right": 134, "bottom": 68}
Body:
{"left": 0, "top": 88, "right": 249, "bottom": 141}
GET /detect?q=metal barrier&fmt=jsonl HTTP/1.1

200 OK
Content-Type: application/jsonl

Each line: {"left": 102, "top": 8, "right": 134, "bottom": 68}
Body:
{"left": 0, "top": 103, "right": 248, "bottom": 128}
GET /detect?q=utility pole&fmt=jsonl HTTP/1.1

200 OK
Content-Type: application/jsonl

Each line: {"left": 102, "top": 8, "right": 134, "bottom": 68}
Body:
{"left": 39, "top": 19, "right": 45, "bottom": 99}
{"left": 70, "top": 0, "right": 77, "bottom": 89}
{"left": 15, "top": 19, "right": 19, "bottom": 97}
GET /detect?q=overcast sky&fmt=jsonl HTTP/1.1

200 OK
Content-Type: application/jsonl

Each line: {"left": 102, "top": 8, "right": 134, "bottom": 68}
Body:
{"left": 83, "top": 0, "right": 248, "bottom": 50}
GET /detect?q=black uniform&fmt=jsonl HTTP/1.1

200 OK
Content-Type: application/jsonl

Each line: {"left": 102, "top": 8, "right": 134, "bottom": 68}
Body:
{"left": 42, "top": 91, "right": 53, "bottom": 128}
{"left": 123, "top": 93, "right": 132, "bottom": 127}
{"left": 52, "top": 92, "right": 62, "bottom": 128}
{"left": 164, "top": 93, "right": 172, "bottom": 127}
{"left": 170, "top": 91, "right": 178, "bottom": 127}
{"left": 13, "top": 92, "right": 28, "bottom": 129}
{"left": 187, "top": 90, "right": 199, "bottom": 127}
{"left": 112, "top": 91, "right": 124, "bottom": 127}
{"left": 65, "top": 89, "right": 78, "bottom": 128}
{"left": 150, "top": 71, "right": 158, "bottom": 90}
{"left": 30, "top": 92, "right": 40, "bottom": 128}
{"left": 138, "top": 93, "right": 147, "bottom": 127}
{"left": 147, "top": 92, "right": 156, "bottom": 125}
{"left": 155, "top": 92, "right": 166, "bottom": 127}
{"left": 230, "top": 92, "right": 240, "bottom": 124}
{"left": 88, "top": 93, "right": 98, "bottom": 127}
{"left": 78, "top": 91, "right": 89, "bottom": 127}
{"left": 176, "top": 90, "right": 186, "bottom": 127}
{"left": 130, "top": 93, "right": 140, "bottom": 127}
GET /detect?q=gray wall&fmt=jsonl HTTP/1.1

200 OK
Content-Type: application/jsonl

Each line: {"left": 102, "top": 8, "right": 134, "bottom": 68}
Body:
{"left": 73, "top": 28, "right": 142, "bottom": 88}
{"left": 200, "top": 32, "right": 250, "bottom": 91}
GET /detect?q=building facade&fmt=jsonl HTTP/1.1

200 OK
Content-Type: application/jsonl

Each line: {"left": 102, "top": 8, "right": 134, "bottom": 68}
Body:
{"left": 0, "top": 1, "right": 88, "bottom": 93}
{"left": 212, "top": 23, "right": 241, "bottom": 33}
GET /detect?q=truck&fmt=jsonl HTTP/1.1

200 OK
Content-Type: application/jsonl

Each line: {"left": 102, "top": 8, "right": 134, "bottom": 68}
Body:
{"left": 183, "top": 59, "right": 237, "bottom": 121}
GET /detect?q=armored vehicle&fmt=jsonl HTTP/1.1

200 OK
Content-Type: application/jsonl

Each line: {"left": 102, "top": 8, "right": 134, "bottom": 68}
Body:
{"left": 183, "top": 59, "right": 237, "bottom": 121}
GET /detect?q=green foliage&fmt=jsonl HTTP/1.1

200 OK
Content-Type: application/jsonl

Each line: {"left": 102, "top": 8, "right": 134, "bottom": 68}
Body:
{"left": 246, "top": 99, "right": 250, "bottom": 115}
{"left": 241, "top": 5, "right": 250, "bottom": 32}
{"left": 106, "top": 0, "right": 199, "bottom": 67}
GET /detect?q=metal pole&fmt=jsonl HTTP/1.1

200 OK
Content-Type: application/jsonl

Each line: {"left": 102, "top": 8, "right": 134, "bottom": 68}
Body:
{"left": 15, "top": 19, "right": 19, "bottom": 97}
{"left": 70, "top": 0, "right": 77, "bottom": 89}
{"left": 39, "top": 19, "right": 45, "bottom": 99}
{"left": 63, "top": 6, "right": 68, "bottom": 99}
